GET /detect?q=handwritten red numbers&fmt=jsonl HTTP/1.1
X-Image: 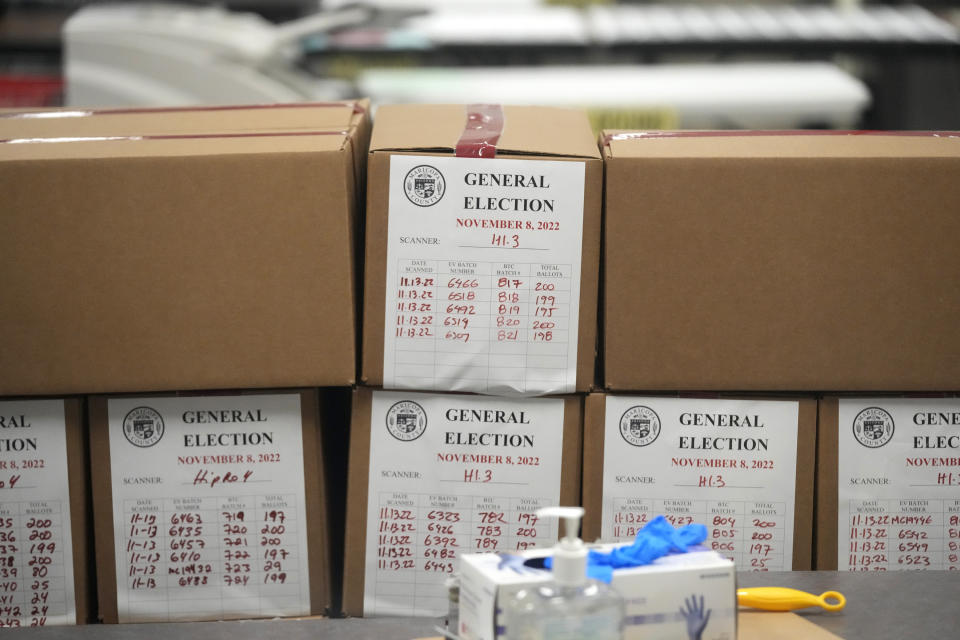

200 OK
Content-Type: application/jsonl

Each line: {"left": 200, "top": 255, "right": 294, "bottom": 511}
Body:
{"left": 373, "top": 494, "right": 556, "bottom": 599}
{"left": 0, "top": 505, "right": 67, "bottom": 627}
{"left": 846, "top": 500, "right": 958, "bottom": 571}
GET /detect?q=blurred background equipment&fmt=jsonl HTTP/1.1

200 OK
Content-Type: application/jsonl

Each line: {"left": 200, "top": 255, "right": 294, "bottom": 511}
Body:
{"left": 1, "top": 1, "right": 958, "bottom": 128}
{"left": 63, "top": 3, "right": 369, "bottom": 105}
{"left": 356, "top": 63, "right": 870, "bottom": 129}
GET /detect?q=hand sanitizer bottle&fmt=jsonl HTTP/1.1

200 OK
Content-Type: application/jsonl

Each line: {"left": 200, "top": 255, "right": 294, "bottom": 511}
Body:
{"left": 501, "top": 507, "right": 624, "bottom": 640}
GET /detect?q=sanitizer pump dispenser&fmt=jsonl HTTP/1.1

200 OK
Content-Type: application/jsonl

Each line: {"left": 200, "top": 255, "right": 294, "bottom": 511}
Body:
{"left": 500, "top": 506, "right": 624, "bottom": 640}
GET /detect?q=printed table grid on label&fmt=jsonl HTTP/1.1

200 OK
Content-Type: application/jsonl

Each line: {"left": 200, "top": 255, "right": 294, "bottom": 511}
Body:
{"left": 608, "top": 499, "right": 788, "bottom": 571}
{"left": 392, "top": 258, "right": 575, "bottom": 393}
{"left": 119, "top": 494, "right": 303, "bottom": 621}
{"left": 0, "top": 500, "right": 70, "bottom": 628}
{"left": 846, "top": 498, "right": 960, "bottom": 571}
{"left": 371, "top": 492, "right": 556, "bottom": 616}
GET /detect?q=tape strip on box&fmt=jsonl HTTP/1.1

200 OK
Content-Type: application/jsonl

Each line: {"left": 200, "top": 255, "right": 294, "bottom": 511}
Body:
{"left": 455, "top": 104, "right": 505, "bottom": 159}
{"left": 0, "top": 130, "right": 348, "bottom": 144}
{"left": 0, "top": 102, "right": 366, "bottom": 119}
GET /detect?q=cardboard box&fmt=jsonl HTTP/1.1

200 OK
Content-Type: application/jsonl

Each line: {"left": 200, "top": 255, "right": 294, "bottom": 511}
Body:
{"left": 739, "top": 612, "right": 843, "bottom": 640}
{"left": 0, "top": 398, "right": 94, "bottom": 625}
{"left": 583, "top": 393, "right": 816, "bottom": 570}
{"left": 342, "top": 387, "right": 582, "bottom": 617}
{"left": 602, "top": 131, "right": 960, "bottom": 391}
{"left": 361, "top": 104, "right": 602, "bottom": 394}
{"left": 0, "top": 102, "right": 370, "bottom": 395}
{"left": 89, "top": 389, "right": 330, "bottom": 622}
{"left": 460, "top": 545, "right": 736, "bottom": 640}
{"left": 816, "top": 395, "right": 960, "bottom": 571}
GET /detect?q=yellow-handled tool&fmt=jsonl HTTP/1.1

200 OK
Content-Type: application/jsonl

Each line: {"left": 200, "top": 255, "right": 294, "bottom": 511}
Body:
{"left": 737, "top": 587, "right": 846, "bottom": 612}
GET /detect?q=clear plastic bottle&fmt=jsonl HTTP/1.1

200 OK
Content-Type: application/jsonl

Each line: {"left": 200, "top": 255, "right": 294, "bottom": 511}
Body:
{"left": 501, "top": 507, "right": 624, "bottom": 640}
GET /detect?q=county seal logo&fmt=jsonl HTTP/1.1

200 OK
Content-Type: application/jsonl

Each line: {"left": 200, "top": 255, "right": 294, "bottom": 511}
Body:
{"left": 852, "top": 407, "right": 894, "bottom": 448}
{"left": 403, "top": 165, "right": 445, "bottom": 207}
{"left": 619, "top": 406, "right": 661, "bottom": 447}
{"left": 122, "top": 407, "right": 165, "bottom": 448}
{"left": 386, "top": 401, "right": 428, "bottom": 442}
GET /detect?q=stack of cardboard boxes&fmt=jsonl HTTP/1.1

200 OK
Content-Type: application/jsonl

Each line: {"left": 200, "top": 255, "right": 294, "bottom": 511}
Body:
{"left": 1, "top": 102, "right": 959, "bottom": 628}
{"left": 0, "top": 101, "right": 370, "bottom": 624}
{"left": 344, "top": 105, "right": 600, "bottom": 617}
{"left": 600, "top": 130, "right": 960, "bottom": 573}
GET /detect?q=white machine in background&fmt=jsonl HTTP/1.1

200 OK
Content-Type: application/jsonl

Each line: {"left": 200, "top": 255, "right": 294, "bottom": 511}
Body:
{"left": 389, "top": 3, "right": 959, "bottom": 47}
{"left": 585, "top": 4, "right": 959, "bottom": 46}
{"left": 64, "top": 3, "right": 370, "bottom": 106}
{"left": 63, "top": 2, "right": 869, "bottom": 129}
{"left": 358, "top": 62, "right": 871, "bottom": 130}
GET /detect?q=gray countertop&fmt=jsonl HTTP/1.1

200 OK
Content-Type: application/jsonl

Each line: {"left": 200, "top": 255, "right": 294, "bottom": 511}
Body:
{"left": 5, "top": 572, "right": 958, "bottom": 639}
{"left": 736, "top": 571, "right": 958, "bottom": 639}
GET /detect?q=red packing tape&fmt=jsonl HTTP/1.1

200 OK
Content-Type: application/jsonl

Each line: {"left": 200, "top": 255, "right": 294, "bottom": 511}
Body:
{"left": 455, "top": 104, "right": 504, "bottom": 159}
{"left": 0, "top": 130, "right": 348, "bottom": 144}
{"left": 0, "top": 101, "right": 365, "bottom": 120}
{"left": 603, "top": 130, "right": 960, "bottom": 145}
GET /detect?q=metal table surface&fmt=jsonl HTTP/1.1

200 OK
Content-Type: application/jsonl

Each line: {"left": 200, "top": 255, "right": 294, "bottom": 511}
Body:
{"left": 5, "top": 571, "right": 958, "bottom": 639}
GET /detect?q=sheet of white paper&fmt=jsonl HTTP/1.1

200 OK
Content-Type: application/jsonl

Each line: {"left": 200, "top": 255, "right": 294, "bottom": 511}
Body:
{"left": 362, "top": 390, "right": 565, "bottom": 616}
{"left": 382, "top": 155, "right": 586, "bottom": 396}
{"left": 837, "top": 397, "right": 960, "bottom": 571}
{"left": 600, "top": 396, "right": 799, "bottom": 571}
{"left": 107, "top": 394, "right": 311, "bottom": 622}
{"left": 0, "top": 399, "right": 76, "bottom": 627}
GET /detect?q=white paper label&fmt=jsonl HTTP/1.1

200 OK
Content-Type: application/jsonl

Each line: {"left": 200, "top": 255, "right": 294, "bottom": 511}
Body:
{"left": 363, "top": 390, "right": 565, "bottom": 616}
{"left": 600, "top": 396, "right": 799, "bottom": 571}
{"left": 107, "top": 394, "right": 311, "bottom": 622}
{"left": 383, "top": 155, "right": 586, "bottom": 396}
{"left": 837, "top": 398, "right": 960, "bottom": 571}
{"left": 0, "top": 400, "right": 76, "bottom": 627}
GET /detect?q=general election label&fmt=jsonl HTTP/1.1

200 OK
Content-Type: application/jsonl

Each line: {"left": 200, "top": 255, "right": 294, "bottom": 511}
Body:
{"left": 0, "top": 400, "right": 77, "bottom": 627}
{"left": 838, "top": 398, "right": 960, "bottom": 571}
{"left": 600, "top": 396, "right": 799, "bottom": 571}
{"left": 363, "top": 390, "right": 565, "bottom": 616}
{"left": 107, "top": 395, "right": 311, "bottom": 622}
{"left": 383, "top": 155, "right": 586, "bottom": 396}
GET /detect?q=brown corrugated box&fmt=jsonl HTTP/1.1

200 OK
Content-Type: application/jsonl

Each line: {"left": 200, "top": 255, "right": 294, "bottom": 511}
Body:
{"left": 816, "top": 397, "right": 841, "bottom": 571}
{"left": 582, "top": 392, "right": 816, "bottom": 570}
{"left": 602, "top": 131, "right": 960, "bottom": 391}
{"left": 342, "top": 387, "right": 582, "bottom": 616}
{"left": 88, "top": 389, "right": 330, "bottom": 623}
{"left": 0, "top": 102, "right": 370, "bottom": 395}
{"left": 361, "top": 104, "right": 602, "bottom": 392}
{"left": 65, "top": 398, "right": 97, "bottom": 624}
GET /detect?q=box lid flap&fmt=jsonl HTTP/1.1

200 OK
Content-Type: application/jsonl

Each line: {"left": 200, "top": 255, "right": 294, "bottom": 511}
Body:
{"left": 0, "top": 101, "right": 365, "bottom": 137}
{"left": 602, "top": 130, "right": 960, "bottom": 159}
{"left": 0, "top": 101, "right": 368, "bottom": 161}
{"left": 0, "top": 131, "right": 349, "bottom": 161}
{"left": 371, "top": 104, "right": 600, "bottom": 159}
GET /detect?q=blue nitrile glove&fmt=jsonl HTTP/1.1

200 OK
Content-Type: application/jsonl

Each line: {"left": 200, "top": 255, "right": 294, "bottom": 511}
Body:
{"left": 545, "top": 516, "right": 708, "bottom": 583}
